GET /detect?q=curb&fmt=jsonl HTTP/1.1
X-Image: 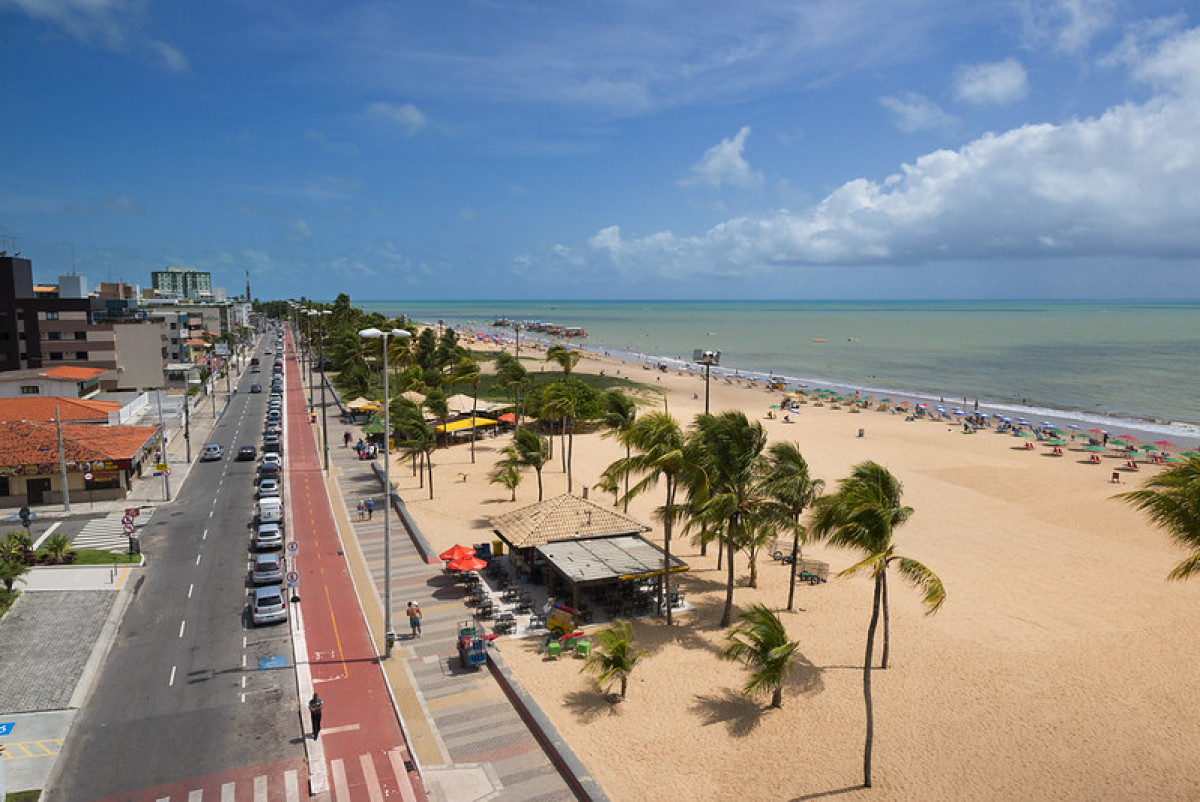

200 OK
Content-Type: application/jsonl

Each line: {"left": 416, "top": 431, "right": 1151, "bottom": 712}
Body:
{"left": 369, "top": 462, "right": 437, "bottom": 564}
{"left": 485, "top": 647, "right": 609, "bottom": 802}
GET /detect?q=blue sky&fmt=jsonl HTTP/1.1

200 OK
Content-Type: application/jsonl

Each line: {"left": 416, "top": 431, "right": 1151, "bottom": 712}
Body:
{"left": 2, "top": 0, "right": 1199, "bottom": 301}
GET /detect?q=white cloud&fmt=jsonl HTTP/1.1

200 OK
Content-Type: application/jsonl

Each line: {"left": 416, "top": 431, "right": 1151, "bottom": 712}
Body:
{"left": 1016, "top": 0, "right": 1115, "bottom": 55}
{"left": 953, "top": 59, "right": 1029, "bottom": 106}
{"left": 553, "top": 26, "right": 1200, "bottom": 281}
{"left": 289, "top": 219, "right": 314, "bottom": 241}
{"left": 679, "top": 126, "right": 763, "bottom": 190}
{"left": 148, "top": 39, "right": 189, "bottom": 72}
{"left": 306, "top": 130, "right": 359, "bottom": 156}
{"left": 366, "top": 102, "right": 427, "bottom": 137}
{"left": 879, "top": 91, "right": 958, "bottom": 133}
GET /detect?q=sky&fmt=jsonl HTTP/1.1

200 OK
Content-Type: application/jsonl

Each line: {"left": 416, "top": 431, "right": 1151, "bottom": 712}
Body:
{"left": 2, "top": 0, "right": 1200, "bottom": 301}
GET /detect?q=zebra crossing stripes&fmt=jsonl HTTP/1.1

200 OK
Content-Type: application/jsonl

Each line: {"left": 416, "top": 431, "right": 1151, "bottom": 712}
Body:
{"left": 142, "top": 767, "right": 299, "bottom": 801}
{"left": 71, "top": 509, "right": 156, "bottom": 553}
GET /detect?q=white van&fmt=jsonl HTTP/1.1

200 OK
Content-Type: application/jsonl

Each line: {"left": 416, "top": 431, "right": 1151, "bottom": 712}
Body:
{"left": 256, "top": 497, "right": 283, "bottom": 524}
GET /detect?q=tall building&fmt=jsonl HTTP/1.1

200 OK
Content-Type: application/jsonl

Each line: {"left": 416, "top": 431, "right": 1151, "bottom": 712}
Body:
{"left": 151, "top": 266, "right": 212, "bottom": 300}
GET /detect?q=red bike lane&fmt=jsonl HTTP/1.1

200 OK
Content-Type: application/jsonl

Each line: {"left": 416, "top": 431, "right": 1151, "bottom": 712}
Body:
{"left": 282, "top": 333, "right": 425, "bottom": 801}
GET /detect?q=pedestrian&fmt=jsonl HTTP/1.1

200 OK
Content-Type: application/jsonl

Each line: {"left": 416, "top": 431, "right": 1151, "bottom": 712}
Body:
{"left": 407, "top": 601, "right": 422, "bottom": 637}
{"left": 357, "top": 500, "right": 365, "bottom": 520}
{"left": 366, "top": 497, "right": 375, "bottom": 520}
{"left": 308, "top": 692, "right": 323, "bottom": 739}
{"left": 344, "top": 430, "right": 352, "bottom": 448}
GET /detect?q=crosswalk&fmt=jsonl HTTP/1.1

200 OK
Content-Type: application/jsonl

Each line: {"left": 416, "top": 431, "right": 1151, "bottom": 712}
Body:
{"left": 96, "top": 761, "right": 303, "bottom": 801}
{"left": 71, "top": 509, "right": 157, "bottom": 553}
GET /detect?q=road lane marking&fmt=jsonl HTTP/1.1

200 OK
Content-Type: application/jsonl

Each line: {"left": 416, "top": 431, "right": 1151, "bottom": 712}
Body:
{"left": 221, "top": 781, "right": 235, "bottom": 802}
{"left": 202, "top": 529, "right": 208, "bottom": 540}
{"left": 361, "top": 753, "right": 384, "bottom": 801}
{"left": 178, "top": 620, "right": 186, "bottom": 638}
{"left": 209, "top": 509, "right": 214, "bottom": 518}
{"left": 242, "top": 675, "right": 247, "bottom": 688}
{"left": 169, "top": 665, "right": 176, "bottom": 686}
{"left": 188, "top": 790, "right": 202, "bottom": 802}
{"left": 331, "top": 759, "right": 349, "bottom": 800}
{"left": 254, "top": 774, "right": 268, "bottom": 802}
{"left": 188, "top": 583, "right": 194, "bottom": 598}
{"left": 321, "top": 724, "right": 361, "bottom": 735}
{"left": 196, "top": 554, "right": 202, "bottom": 566}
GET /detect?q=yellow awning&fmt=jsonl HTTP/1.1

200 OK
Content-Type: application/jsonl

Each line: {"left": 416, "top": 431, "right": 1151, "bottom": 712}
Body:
{"left": 435, "top": 416, "right": 499, "bottom": 433}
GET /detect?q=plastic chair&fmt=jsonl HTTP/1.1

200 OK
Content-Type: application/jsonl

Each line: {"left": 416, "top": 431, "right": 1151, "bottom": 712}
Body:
{"left": 575, "top": 640, "right": 591, "bottom": 658}
{"left": 547, "top": 641, "right": 562, "bottom": 660}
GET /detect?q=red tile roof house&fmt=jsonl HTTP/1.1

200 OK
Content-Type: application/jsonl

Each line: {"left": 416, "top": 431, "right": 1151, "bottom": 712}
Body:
{"left": 0, "top": 418, "right": 160, "bottom": 507}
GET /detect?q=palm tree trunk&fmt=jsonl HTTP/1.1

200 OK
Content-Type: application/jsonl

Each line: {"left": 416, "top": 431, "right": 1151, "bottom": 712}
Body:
{"left": 560, "top": 416, "right": 568, "bottom": 474}
{"left": 566, "top": 420, "right": 574, "bottom": 494}
{"left": 426, "top": 449, "right": 435, "bottom": 500}
{"left": 535, "top": 467, "right": 544, "bottom": 501}
{"left": 881, "top": 570, "right": 890, "bottom": 669}
{"left": 620, "top": 674, "right": 628, "bottom": 699}
{"left": 623, "top": 444, "right": 631, "bottom": 513}
{"left": 771, "top": 686, "right": 783, "bottom": 709}
{"left": 663, "top": 478, "right": 674, "bottom": 626}
{"left": 748, "top": 548, "right": 758, "bottom": 588}
{"left": 863, "top": 572, "right": 882, "bottom": 788}
{"left": 470, "top": 387, "right": 478, "bottom": 464}
{"left": 721, "top": 516, "right": 737, "bottom": 627}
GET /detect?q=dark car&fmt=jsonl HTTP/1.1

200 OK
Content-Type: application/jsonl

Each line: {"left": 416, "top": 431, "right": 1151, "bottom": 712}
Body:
{"left": 250, "top": 383, "right": 262, "bottom": 393}
{"left": 237, "top": 445, "right": 257, "bottom": 461}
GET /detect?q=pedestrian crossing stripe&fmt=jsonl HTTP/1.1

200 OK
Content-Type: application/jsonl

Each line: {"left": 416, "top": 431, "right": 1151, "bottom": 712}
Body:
{"left": 72, "top": 509, "right": 157, "bottom": 553}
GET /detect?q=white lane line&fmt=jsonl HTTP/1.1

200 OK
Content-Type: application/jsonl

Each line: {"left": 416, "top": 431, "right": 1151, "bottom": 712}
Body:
{"left": 178, "top": 620, "right": 186, "bottom": 638}
{"left": 242, "top": 653, "right": 247, "bottom": 668}
{"left": 168, "top": 665, "right": 176, "bottom": 687}
{"left": 187, "top": 583, "right": 194, "bottom": 599}
{"left": 331, "top": 760, "right": 348, "bottom": 801}
{"left": 254, "top": 774, "right": 268, "bottom": 802}
{"left": 241, "top": 675, "right": 247, "bottom": 688}
{"left": 202, "top": 529, "right": 208, "bottom": 540}
{"left": 221, "top": 781, "right": 236, "bottom": 802}
{"left": 321, "top": 724, "right": 361, "bottom": 736}
{"left": 360, "top": 753, "right": 384, "bottom": 802}
{"left": 388, "top": 750, "right": 419, "bottom": 802}
{"left": 209, "top": 509, "right": 214, "bottom": 518}
{"left": 241, "top": 693, "right": 245, "bottom": 703}
{"left": 243, "top": 635, "right": 247, "bottom": 648}
{"left": 195, "top": 554, "right": 202, "bottom": 566}
{"left": 284, "top": 769, "right": 300, "bottom": 802}
{"left": 188, "top": 790, "right": 202, "bottom": 802}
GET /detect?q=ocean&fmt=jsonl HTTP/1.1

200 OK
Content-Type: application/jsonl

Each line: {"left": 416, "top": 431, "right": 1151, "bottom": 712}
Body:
{"left": 358, "top": 300, "right": 1200, "bottom": 443}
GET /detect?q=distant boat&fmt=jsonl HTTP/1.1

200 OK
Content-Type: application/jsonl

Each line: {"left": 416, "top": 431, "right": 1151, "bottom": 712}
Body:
{"left": 812, "top": 338, "right": 828, "bottom": 343}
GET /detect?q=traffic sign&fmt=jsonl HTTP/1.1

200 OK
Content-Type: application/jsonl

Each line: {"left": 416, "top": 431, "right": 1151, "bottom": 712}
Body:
{"left": 286, "top": 571, "right": 300, "bottom": 586}
{"left": 123, "top": 523, "right": 135, "bottom": 535}
{"left": 121, "top": 515, "right": 134, "bottom": 526}
{"left": 125, "top": 507, "right": 140, "bottom": 517}
{"left": 84, "top": 472, "right": 93, "bottom": 481}
{"left": 0, "top": 721, "right": 14, "bottom": 736}
{"left": 156, "top": 462, "right": 168, "bottom": 472}
{"left": 286, "top": 541, "right": 299, "bottom": 555}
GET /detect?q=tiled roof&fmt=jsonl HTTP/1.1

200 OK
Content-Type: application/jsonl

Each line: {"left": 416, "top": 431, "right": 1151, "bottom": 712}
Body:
{"left": 490, "top": 493, "right": 650, "bottom": 550}
{"left": 40, "top": 366, "right": 108, "bottom": 380}
{"left": 0, "top": 420, "right": 159, "bottom": 468}
{"left": 0, "top": 397, "right": 121, "bottom": 423}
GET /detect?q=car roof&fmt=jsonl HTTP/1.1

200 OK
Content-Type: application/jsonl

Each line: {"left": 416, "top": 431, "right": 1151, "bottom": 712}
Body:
{"left": 257, "top": 522, "right": 280, "bottom": 531}
{"left": 254, "top": 586, "right": 283, "bottom": 600}
{"left": 254, "top": 552, "right": 279, "bottom": 564}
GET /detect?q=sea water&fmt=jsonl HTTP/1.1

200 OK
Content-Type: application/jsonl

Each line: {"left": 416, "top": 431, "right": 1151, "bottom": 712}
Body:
{"left": 360, "top": 300, "right": 1200, "bottom": 442}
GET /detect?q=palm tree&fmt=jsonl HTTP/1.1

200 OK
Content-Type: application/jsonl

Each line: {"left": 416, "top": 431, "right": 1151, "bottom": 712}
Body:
{"left": 1116, "top": 457, "right": 1200, "bottom": 580}
{"left": 541, "top": 381, "right": 581, "bottom": 492}
{"left": 41, "top": 533, "right": 72, "bottom": 565}
{"left": 512, "top": 427, "right": 550, "bottom": 501}
{"left": 448, "top": 355, "right": 482, "bottom": 463}
{"left": 494, "top": 352, "right": 530, "bottom": 427}
{"left": 580, "top": 619, "right": 648, "bottom": 700}
{"left": 0, "top": 557, "right": 28, "bottom": 594}
{"left": 763, "top": 442, "right": 825, "bottom": 612}
{"left": 489, "top": 458, "right": 521, "bottom": 501}
{"left": 690, "top": 411, "right": 769, "bottom": 627}
{"left": 545, "top": 344, "right": 581, "bottom": 381}
{"left": 810, "top": 461, "right": 946, "bottom": 789}
{"left": 600, "top": 390, "right": 638, "bottom": 512}
{"left": 608, "top": 411, "right": 687, "bottom": 624}
{"left": 394, "top": 400, "right": 437, "bottom": 499}
{"left": 424, "top": 387, "right": 449, "bottom": 448}
{"left": 720, "top": 603, "right": 800, "bottom": 709}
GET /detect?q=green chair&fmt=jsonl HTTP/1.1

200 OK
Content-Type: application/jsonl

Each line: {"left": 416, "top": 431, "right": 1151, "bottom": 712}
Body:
{"left": 575, "top": 640, "right": 591, "bottom": 658}
{"left": 547, "top": 641, "right": 562, "bottom": 660}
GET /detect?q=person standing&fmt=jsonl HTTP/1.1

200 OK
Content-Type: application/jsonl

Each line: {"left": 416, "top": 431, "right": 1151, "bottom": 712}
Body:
{"left": 344, "top": 430, "right": 352, "bottom": 448}
{"left": 366, "top": 497, "right": 375, "bottom": 520}
{"left": 308, "top": 692, "right": 323, "bottom": 739}
{"left": 357, "top": 500, "right": 365, "bottom": 520}
{"left": 407, "top": 601, "right": 422, "bottom": 637}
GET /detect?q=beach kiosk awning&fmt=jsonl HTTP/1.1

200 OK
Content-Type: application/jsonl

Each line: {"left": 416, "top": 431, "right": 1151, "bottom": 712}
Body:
{"left": 347, "top": 396, "right": 381, "bottom": 412}
{"left": 536, "top": 534, "right": 688, "bottom": 587}
{"left": 435, "top": 416, "right": 499, "bottom": 434}
{"left": 490, "top": 493, "right": 651, "bottom": 550}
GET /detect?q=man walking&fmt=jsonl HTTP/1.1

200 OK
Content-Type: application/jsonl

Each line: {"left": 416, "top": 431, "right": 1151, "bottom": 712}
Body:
{"left": 366, "top": 497, "right": 375, "bottom": 520}
{"left": 407, "top": 600, "right": 422, "bottom": 638}
{"left": 308, "top": 692, "right": 323, "bottom": 739}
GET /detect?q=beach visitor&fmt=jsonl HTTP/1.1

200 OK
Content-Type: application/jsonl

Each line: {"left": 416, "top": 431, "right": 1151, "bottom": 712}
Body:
{"left": 308, "top": 693, "right": 323, "bottom": 739}
{"left": 366, "top": 498, "right": 375, "bottom": 519}
{"left": 407, "top": 601, "right": 422, "bottom": 637}
{"left": 344, "top": 430, "right": 352, "bottom": 447}
{"left": 357, "top": 500, "right": 365, "bottom": 520}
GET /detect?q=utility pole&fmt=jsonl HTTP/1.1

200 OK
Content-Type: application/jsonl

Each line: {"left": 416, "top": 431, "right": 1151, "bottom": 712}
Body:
{"left": 54, "top": 405, "right": 70, "bottom": 512}
{"left": 156, "top": 389, "right": 171, "bottom": 500}
{"left": 182, "top": 371, "right": 192, "bottom": 463}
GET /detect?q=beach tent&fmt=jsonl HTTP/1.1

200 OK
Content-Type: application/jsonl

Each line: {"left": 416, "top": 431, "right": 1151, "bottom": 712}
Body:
{"left": 347, "top": 397, "right": 381, "bottom": 412}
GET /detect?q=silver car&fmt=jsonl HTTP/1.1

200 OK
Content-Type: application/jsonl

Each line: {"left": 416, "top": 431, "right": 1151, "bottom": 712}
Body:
{"left": 251, "top": 553, "right": 283, "bottom": 585}
{"left": 257, "top": 478, "right": 280, "bottom": 498}
{"left": 251, "top": 586, "right": 288, "bottom": 626}
{"left": 254, "top": 522, "right": 283, "bottom": 550}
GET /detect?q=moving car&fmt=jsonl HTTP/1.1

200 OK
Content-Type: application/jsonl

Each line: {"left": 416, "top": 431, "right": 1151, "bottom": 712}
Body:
{"left": 201, "top": 444, "right": 223, "bottom": 461}
{"left": 251, "top": 553, "right": 284, "bottom": 585}
{"left": 236, "top": 445, "right": 257, "bottom": 461}
{"left": 254, "top": 522, "right": 283, "bottom": 550}
{"left": 251, "top": 586, "right": 288, "bottom": 626}
{"left": 250, "top": 383, "right": 262, "bottom": 393}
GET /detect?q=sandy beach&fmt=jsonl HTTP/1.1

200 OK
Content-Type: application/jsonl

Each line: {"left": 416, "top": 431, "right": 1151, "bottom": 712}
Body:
{"left": 384, "top": 344, "right": 1200, "bottom": 800}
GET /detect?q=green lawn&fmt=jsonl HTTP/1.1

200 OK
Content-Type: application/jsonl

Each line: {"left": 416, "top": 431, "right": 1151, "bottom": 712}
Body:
{"left": 71, "top": 549, "right": 141, "bottom": 565}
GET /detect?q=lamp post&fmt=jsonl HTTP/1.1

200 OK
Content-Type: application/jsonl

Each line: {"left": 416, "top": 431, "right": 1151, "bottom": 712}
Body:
{"left": 155, "top": 389, "right": 171, "bottom": 501}
{"left": 693, "top": 349, "right": 721, "bottom": 415}
{"left": 359, "top": 326, "right": 412, "bottom": 658}
{"left": 310, "top": 309, "right": 333, "bottom": 470}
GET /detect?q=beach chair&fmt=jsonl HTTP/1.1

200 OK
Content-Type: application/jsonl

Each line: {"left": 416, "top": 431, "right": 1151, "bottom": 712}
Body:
{"left": 547, "top": 641, "right": 562, "bottom": 660}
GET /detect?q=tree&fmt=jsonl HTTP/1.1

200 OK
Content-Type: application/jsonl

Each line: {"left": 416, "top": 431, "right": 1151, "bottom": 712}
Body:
{"left": 394, "top": 399, "right": 437, "bottom": 499}
{"left": 763, "top": 442, "right": 825, "bottom": 611}
{"left": 41, "top": 533, "right": 72, "bottom": 565}
{"left": 690, "top": 411, "right": 769, "bottom": 627}
{"left": 600, "top": 390, "right": 638, "bottom": 512}
{"left": 494, "top": 352, "right": 530, "bottom": 427}
{"left": 580, "top": 619, "right": 648, "bottom": 700}
{"left": 810, "top": 461, "right": 946, "bottom": 788}
{"left": 512, "top": 427, "right": 550, "bottom": 501}
{"left": 607, "top": 411, "right": 687, "bottom": 625}
{"left": 0, "top": 530, "right": 32, "bottom": 593}
{"left": 0, "top": 558, "right": 28, "bottom": 595}
{"left": 448, "top": 355, "right": 482, "bottom": 463}
{"left": 1116, "top": 457, "right": 1200, "bottom": 580}
{"left": 545, "top": 344, "right": 581, "bottom": 381}
{"left": 489, "top": 458, "right": 522, "bottom": 501}
{"left": 541, "top": 381, "right": 581, "bottom": 492}
{"left": 424, "top": 387, "right": 449, "bottom": 448}
{"left": 720, "top": 603, "right": 800, "bottom": 709}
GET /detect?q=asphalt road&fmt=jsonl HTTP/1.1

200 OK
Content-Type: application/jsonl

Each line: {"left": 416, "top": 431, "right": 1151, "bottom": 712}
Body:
{"left": 46, "top": 335, "right": 305, "bottom": 800}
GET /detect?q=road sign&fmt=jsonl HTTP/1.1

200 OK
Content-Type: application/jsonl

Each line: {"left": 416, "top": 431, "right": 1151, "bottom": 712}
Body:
{"left": 84, "top": 471, "right": 93, "bottom": 481}
{"left": 123, "top": 523, "right": 135, "bottom": 535}
{"left": 125, "top": 507, "right": 140, "bottom": 517}
{"left": 286, "top": 571, "right": 300, "bottom": 586}
{"left": 286, "top": 541, "right": 299, "bottom": 555}
{"left": 156, "top": 462, "right": 168, "bottom": 472}
{"left": 0, "top": 722, "right": 13, "bottom": 736}
{"left": 121, "top": 515, "right": 134, "bottom": 526}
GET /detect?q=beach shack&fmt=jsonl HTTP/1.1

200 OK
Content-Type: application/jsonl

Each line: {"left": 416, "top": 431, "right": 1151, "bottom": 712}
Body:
{"left": 490, "top": 493, "right": 688, "bottom": 619}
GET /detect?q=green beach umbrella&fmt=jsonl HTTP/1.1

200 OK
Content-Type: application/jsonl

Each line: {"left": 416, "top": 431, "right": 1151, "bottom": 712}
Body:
{"left": 1084, "top": 445, "right": 1106, "bottom": 452}
{"left": 1182, "top": 451, "right": 1200, "bottom": 459}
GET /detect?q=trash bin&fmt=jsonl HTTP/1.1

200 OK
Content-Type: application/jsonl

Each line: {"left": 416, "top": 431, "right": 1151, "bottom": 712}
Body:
{"left": 311, "top": 413, "right": 317, "bottom": 423}
{"left": 492, "top": 539, "right": 504, "bottom": 557}
{"left": 858, "top": 428, "right": 865, "bottom": 438}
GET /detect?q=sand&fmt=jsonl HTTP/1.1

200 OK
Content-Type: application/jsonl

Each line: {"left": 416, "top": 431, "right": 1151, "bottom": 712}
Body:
{"left": 385, "top": 344, "right": 1200, "bottom": 801}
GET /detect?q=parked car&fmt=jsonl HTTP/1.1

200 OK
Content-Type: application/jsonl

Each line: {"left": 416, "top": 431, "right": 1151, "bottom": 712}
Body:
{"left": 266, "top": 411, "right": 281, "bottom": 425}
{"left": 260, "top": 453, "right": 283, "bottom": 471}
{"left": 201, "top": 444, "right": 223, "bottom": 461}
{"left": 236, "top": 445, "right": 257, "bottom": 461}
{"left": 251, "top": 585, "right": 288, "bottom": 626}
{"left": 262, "top": 434, "right": 282, "bottom": 454}
{"left": 255, "top": 497, "right": 282, "bottom": 524}
{"left": 251, "top": 553, "right": 284, "bottom": 585}
{"left": 254, "top": 522, "right": 283, "bottom": 550}
{"left": 257, "top": 478, "right": 281, "bottom": 498}
{"left": 250, "top": 383, "right": 262, "bottom": 393}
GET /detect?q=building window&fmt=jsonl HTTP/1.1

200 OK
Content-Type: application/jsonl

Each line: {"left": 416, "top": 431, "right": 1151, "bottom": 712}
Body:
{"left": 76, "top": 351, "right": 88, "bottom": 359}
{"left": 45, "top": 311, "right": 59, "bottom": 320}
{"left": 74, "top": 331, "right": 87, "bottom": 340}
{"left": 20, "top": 385, "right": 40, "bottom": 395}
{"left": 49, "top": 352, "right": 63, "bottom": 360}
{"left": 48, "top": 331, "right": 62, "bottom": 341}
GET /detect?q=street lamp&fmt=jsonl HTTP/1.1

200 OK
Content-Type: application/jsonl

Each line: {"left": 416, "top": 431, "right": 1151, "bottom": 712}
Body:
{"left": 693, "top": 349, "right": 721, "bottom": 415}
{"left": 359, "top": 326, "right": 412, "bottom": 658}
{"left": 309, "top": 309, "right": 333, "bottom": 470}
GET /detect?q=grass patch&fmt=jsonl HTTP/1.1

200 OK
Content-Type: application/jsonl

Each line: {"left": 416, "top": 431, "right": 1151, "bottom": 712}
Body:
{"left": 8, "top": 791, "right": 42, "bottom": 801}
{"left": 71, "top": 549, "right": 141, "bottom": 565}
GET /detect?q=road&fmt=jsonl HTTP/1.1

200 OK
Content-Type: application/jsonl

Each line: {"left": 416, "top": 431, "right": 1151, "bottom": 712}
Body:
{"left": 47, "top": 334, "right": 306, "bottom": 800}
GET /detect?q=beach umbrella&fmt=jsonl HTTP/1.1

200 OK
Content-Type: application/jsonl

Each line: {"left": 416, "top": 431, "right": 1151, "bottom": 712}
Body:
{"left": 1039, "top": 421, "right": 1054, "bottom": 428}
{"left": 447, "top": 555, "right": 488, "bottom": 572}
{"left": 1084, "top": 445, "right": 1106, "bottom": 452}
{"left": 1139, "top": 444, "right": 1159, "bottom": 452}
{"left": 1067, "top": 424, "right": 1083, "bottom": 430}
{"left": 439, "top": 544, "right": 475, "bottom": 562}
{"left": 1182, "top": 451, "right": 1199, "bottom": 459}
{"left": 1154, "top": 440, "right": 1178, "bottom": 448}
{"left": 1117, "top": 434, "right": 1140, "bottom": 442}
{"left": 1044, "top": 439, "right": 1068, "bottom": 446}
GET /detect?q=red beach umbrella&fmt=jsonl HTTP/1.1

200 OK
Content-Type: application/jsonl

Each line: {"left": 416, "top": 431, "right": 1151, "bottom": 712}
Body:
{"left": 439, "top": 544, "right": 475, "bottom": 562}
{"left": 1117, "top": 434, "right": 1140, "bottom": 442}
{"left": 447, "top": 556, "right": 488, "bottom": 572}
{"left": 1154, "top": 440, "right": 1178, "bottom": 448}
